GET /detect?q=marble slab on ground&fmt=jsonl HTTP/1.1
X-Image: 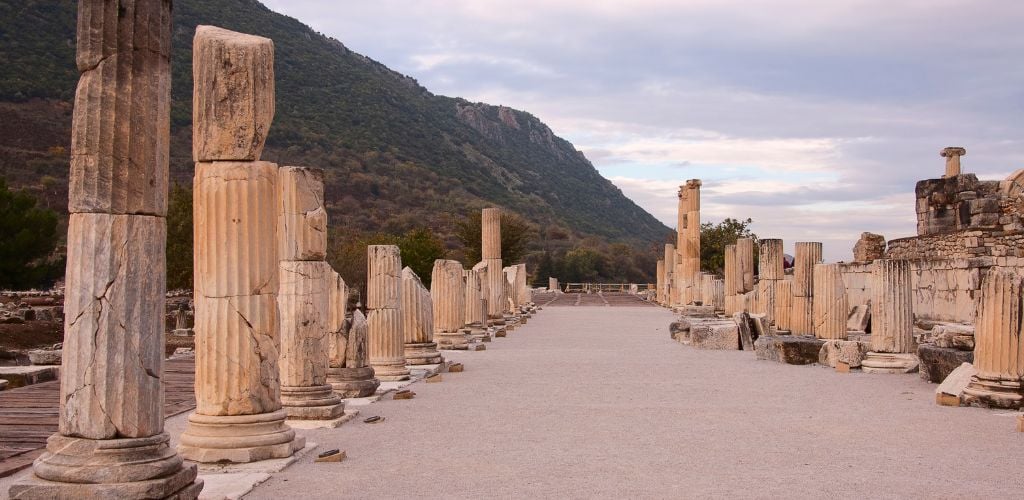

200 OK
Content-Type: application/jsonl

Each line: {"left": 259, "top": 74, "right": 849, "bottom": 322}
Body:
{"left": 199, "top": 472, "right": 271, "bottom": 500}
{"left": 197, "top": 442, "right": 318, "bottom": 475}
{"left": 345, "top": 361, "right": 449, "bottom": 406}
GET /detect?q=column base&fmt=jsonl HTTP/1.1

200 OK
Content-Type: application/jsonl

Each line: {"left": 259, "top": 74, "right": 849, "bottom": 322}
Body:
{"left": 404, "top": 342, "right": 444, "bottom": 365}
{"left": 488, "top": 317, "right": 506, "bottom": 326}
{"left": 178, "top": 409, "right": 305, "bottom": 463}
{"left": 9, "top": 432, "right": 201, "bottom": 499}
{"left": 370, "top": 360, "right": 411, "bottom": 381}
{"left": 281, "top": 384, "right": 346, "bottom": 419}
{"left": 327, "top": 366, "right": 380, "bottom": 398}
{"left": 962, "top": 374, "right": 1024, "bottom": 409}
{"left": 466, "top": 324, "right": 492, "bottom": 342}
{"left": 436, "top": 332, "right": 471, "bottom": 350}
{"left": 861, "top": 352, "right": 919, "bottom": 374}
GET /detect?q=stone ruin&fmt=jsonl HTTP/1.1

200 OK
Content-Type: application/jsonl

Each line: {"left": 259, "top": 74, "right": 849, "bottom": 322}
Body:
{"left": 664, "top": 147, "right": 1024, "bottom": 413}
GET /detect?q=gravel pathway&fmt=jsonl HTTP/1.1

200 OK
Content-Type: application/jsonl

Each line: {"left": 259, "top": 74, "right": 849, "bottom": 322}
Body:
{"left": 248, "top": 306, "right": 1023, "bottom": 499}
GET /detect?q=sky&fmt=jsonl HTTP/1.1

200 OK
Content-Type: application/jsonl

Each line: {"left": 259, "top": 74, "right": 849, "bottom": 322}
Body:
{"left": 263, "top": 0, "right": 1024, "bottom": 262}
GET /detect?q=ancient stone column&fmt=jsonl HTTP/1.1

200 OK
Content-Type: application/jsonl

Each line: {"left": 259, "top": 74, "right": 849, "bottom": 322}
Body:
{"left": 711, "top": 279, "right": 725, "bottom": 312}
{"left": 504, "top": 265, "right": 520, "bottom": 311}
{"left": 680, "top": 179, "right": 703, "bottom": 305}
{"left": 11, "top": 3, "right": 202, "bottom": 497}
{"left": 402, "top": 267, "right": 443, "bottom": 364}
{"left": 941, "top": 147, "right": 966, "bottom": 178}
{"left": 516, "top": 263, "right": 531, "bottom": 307}
{"left": 812, "top": 263, "right": 848, "bottom": 340}
{"left": 656, "top": 260, "right": 665, "bottom": 304}
{"left": 367, "top": 245, "right": 410, "bottom": 381}
{"left": 792, "top": 242, "right": 822, "bottom": 335}
{"left": 434, "top": 259, "right": 471, "bottom": 349}
{"left": 775, "top": 280, "right": 793, "bottom": 332}
{"left": 664, "top": 243, "right": 677, "bottom": 306}
{"left": 863, "top": 259, "right": 917, "bottom": 373}
{"left": 723, "top": 244, "right": 738, "bottom": 315}
{"left": 962, "top": 269, "right": 1024, "bottom": 409}
{"left": 326, "top": 271, "right": 379, "bottom": 397}
{"left": 482, "top": 208, "right": 507, "bottom": 322}
{"left": 464, "top": 268, "right": 491, "bottom": 341}
{"left": 276, "top": 167, "right": 344, "bottom": 420}
{"left": 736, "top": 238, "right": 755, "bottom": 293}
{"left": 757, "top": 239, "right": 784, "bottom": 326}
{"left": 178, "top": 26, "right": 303, "bottom": 465}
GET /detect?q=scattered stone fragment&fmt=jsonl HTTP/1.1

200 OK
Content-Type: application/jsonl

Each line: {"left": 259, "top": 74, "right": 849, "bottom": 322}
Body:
{"left": 393, "top": 390, "right": 415, "bottom": 400}
{"left": 425, "top": 373, "right": 442, "bottom": 383}
{"left": 935, "top": 363, "right": 976, "bottom": 407}
{"left": 315, "top": 449, "right": 346, "bottom": 463}
{"left": 363, "top": 416, "right": 384, "bottom": 424}
{"left": 448, "top": 363, "right": 465, "bottom": 373}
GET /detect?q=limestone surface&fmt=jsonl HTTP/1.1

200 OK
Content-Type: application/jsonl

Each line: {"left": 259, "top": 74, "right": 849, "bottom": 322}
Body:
{"left": 812, "top": 263, "right": 847, "bottom": 340}
{"left": 277, "top": 166, "right": 327, "bottom": 261}
{"left": 193, "top": 26, "right": 275, "bottom": 161}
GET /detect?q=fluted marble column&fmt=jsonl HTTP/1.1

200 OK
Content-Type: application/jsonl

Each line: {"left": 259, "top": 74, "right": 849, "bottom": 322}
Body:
{"left": 482, "top": 208, "right": 507, "bottom": 321}
{"left": 434, "top": 259, "right": 471, "bottom": 349}
{"left": 326, "top": 271, "right": 379, "bottom": 397}
{"left": 11, "top": 3, "right": 201, "bottom": 497}
{"left": 276, "top": 167, "right": 343, "bottom": 420}
{"left": 963, "top": 269, "right": 1024, "bottom": 408}
{"left": 402, "top": 267, "right": 443, "bottom": 364}
{"left": 775, "top": 280, "right": 793, "bottom": 331}
{"left": 664, "top": 243, "right": 676, "bottom": 306}
{"left": 711, "top": 279, "right": 725, "bottom": 312}
{"left": 792, "top": 242, "right": 822, "bottom": 335}
{"left": 757, "top": 239, "right": 784, "bottom": 326}
{"left": 863, "top": 259, "right": 917, "bottom": 373}
{"left": 367, "top": 245, "right": 410, "bottom": 381}
{"left": 736, "top": 238, "right": 755, "bottom": 293}
{"left": 812, "top": 263, "right": 847, "bottom": 340}
{"left": 179, "top": 26, "right": 304, "bottom": 465}
{"left": 656, "top": 259, "right": 665, "bottom": 304}
{"left": 464, "top": 267, "right": 491, "bottom": 341}
{"left": 724, "top": 244, "right": 738, "bottom": 315}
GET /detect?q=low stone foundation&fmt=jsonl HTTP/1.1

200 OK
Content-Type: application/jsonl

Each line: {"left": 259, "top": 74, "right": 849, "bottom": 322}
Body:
{"left": 755, "top": 336, "right": 825, "bottom": 365}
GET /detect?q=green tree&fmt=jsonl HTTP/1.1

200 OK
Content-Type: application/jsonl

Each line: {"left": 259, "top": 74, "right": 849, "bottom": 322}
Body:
{"left": 454, "top": 210, "right": 535, "bottom": 266}
{"left": 699, "top": 218, "right": 758, "bottom": 275}
{"left": 166, "top": 183, "right": 193, "bottom": 291}
{"left": 561, "top": 247, "right": 606, "bottom": 283}
{"left": 0, "top": 178, "right": 62, "bottom": 289}
{"left": 397, "top": 227, "right": 446, "bottom": 288}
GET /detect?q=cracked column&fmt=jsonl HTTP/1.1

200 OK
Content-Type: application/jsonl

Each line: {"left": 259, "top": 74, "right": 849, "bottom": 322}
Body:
{"left": 276, "top": 167, "right": 344, "bottom": 421}
{"left": 941, "top": 147, "right": 966, "bottom": 178}
{"left": 736, "top": 238, "right": 755, "bottom": 295}
{"left": 963, "top": 269, "right": 1024, "bottom": 409}
{"left": 757, "top": 239, "right": 784, "bottom": 327}
{"left": 812, "top": 263, "right": 848, "bottom": 340}
{"left": 178, "top": 26, "right": 304, "bottom": 464}
{"left": 482, "top": 208, "right": 507, "bottom": 325}
{"left": 792, "top": 242, "right": 822, "bottom": 335}
{"left": 464, "top": 266, "right": 491, "bottom": 341}
{"left": 863, "top": 259, "right": 918, "bottom": 373}
{"left": 678, "top": 179, "right": 702, "bottom": 306}
{"left": 10, "top": 2, "right": 203, "bottom": 498}
{"left": 326, "top": 271, "right": 379, "bottom": 398}
{"left": 434, "top": 259, "right": 472, "bottom": 349}
{"left": 402, "top": 267, "right": 444, "bottom": 364}
{"left": 656, "top": 259, "right": 665, "bottom": 304}
{"left": 367, "top": 245, "right": 410, "bottom": 381}
{"left": 663, "top": 243, "right": 676, "bottom": 306}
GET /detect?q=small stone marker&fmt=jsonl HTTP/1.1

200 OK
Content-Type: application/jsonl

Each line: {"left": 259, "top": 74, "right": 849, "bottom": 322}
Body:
{"left": 394, "top": 389, "right": 415, "bottom": 400}
{"left": 472, "top": 344, "right": 487, "bottom": 351}
{"left": 315, "top": 449, "right": 346, "bottom": 463}
{"left": 495, "top": 330, "right": 507, "bottom": 337}
{"left": 448, "top": 363, "right": 464, "bottom": 373}
{"left": 363, "top": 416, "right": 384, "bottom": 424}
{"left": 425, "top": 373, "right": 442, "bottom": 383}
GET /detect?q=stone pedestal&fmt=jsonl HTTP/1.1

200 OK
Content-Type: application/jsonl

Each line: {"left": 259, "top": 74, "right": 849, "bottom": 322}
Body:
{"left": 434, "top": 259, "right": 471, "bottom": 349}
{"left": 864, "top": 259, "right": 917, "bottom": 373}
{"left": 367, "top": 245, "right": 410, "bottom": 381}
{"left": 402, "top": 267, "right": 444, "bottom": 364}
{"left": 11, "top": 3, "right": 201, "bottom": 497}
{"left": 812, "top": 263, "right": 847, "bottom": 340}
{"left": 963, "top": 269, "right": 1024, "bottom": 408}
{"left": 327, "top": 310, "right": 380, "bottom": 397}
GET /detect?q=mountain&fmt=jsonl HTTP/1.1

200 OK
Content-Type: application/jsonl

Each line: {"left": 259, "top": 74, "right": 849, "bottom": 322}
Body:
{"left": 0, "top": 0, "right": 672, "bottom": 254}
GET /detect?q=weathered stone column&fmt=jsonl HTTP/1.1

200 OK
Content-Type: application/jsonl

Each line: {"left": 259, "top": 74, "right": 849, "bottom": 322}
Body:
{"left": 723, "top": 244, "right": 738, "bottom": 315}
{"left": 736, "top": 238, "right": 755, "bottom": 294}
{"left": 711, "top": 279, "right": 725, "bottom": 312}
{"left": 548, "top": 276, "right": 559, "bottom": 292}
{"left": 464, "top": 267, "right": 491, "bottom": 341}
{"left": 812, "top": 263, "right": 848, "bottom": 340}
{"left": 775, "top": 280, "right": 793, "bottom": 332}
{"left": 434, "top": 259, "right": 471, "bottom": 349}
{"left": 941, "top": 147, "right": 966, "bottom": 178}
{"left": 680, "top": 179, "right": 702, "bottom": 306}
{"left": 11, "top": 2, "right": 202, "bottom": 497}
{"left": 367, "top": 245, "right": 410, "bottom": 381}
{"left": 664, "top": 243, "right": 677, "bottom": 306}
{"left": 402, "top": 267, "right": 444, "bottom": 364}
{"left": 757, "top": 239, "right": 784, "bottom": 326}
{"left": 516, "top": 263, "right": 531, "bottom": 308}
{"left": 326, "top": 271, "right": 379, "bottom": 398}
{"left": 863, "top": 259, "right": 918, "bottom": 373}
{"left": 276, "top": 167, "right": 344, "bottom": 421}
{"left": 656, "top": 259, "right": 665, "bottom": 304}
{"left": 178, "top": 26, "right": 304, "bottom": 465}
{"left": 482, "top": 208, "right": 507, "bottom": 322}
{"left": 962, "top": 269, "right": 1024, "bottom": 408}
{"left": 791, "top": 242, "right": 822, "bottom": 335}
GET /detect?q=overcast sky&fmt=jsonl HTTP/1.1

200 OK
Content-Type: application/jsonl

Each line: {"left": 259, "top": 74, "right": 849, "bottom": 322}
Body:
{"left": 263, "top": 0, "right": 1024, "bottom": 261}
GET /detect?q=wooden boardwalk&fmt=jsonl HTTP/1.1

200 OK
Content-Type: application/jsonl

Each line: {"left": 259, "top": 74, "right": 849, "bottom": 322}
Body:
{"left": 0, "top": 358, "right": 196, "bottom": 478}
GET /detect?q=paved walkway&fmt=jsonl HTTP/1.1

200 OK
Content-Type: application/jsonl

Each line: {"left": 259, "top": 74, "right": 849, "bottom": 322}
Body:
{"left": 250, "top": 306, "right": 1022, "bottom": 499}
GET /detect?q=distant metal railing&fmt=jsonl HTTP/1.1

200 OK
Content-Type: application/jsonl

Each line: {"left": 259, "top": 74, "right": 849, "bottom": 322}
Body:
{"left": 558, "top": 283, "right": 654, "bottom": 293}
